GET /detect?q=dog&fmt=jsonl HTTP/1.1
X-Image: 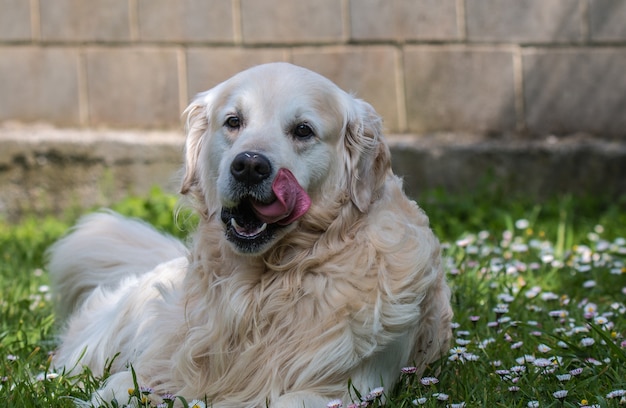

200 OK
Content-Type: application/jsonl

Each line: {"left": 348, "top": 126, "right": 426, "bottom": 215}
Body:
{"left": 48, "top": 62, "right": 452, "bottom": 407}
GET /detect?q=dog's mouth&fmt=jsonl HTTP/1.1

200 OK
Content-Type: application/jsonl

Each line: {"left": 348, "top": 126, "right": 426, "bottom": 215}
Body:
{"left": 221, "top": 168, "right": 311, "bottom": 253}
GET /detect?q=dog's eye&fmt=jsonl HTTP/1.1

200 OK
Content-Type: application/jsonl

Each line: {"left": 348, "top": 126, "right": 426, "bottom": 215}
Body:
{"left": 293, "top": 123, "right": 314, "bottom": 139}
{"left": 225, "top": 116, "right": 241, "bottom": 130}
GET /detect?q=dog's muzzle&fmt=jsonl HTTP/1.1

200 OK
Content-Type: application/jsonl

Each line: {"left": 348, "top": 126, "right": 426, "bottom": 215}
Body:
{"left": 221, "top": 152, "right": 312, "bottom": 253}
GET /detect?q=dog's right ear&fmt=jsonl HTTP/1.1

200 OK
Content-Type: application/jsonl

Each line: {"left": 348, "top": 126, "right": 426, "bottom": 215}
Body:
{"left": 180, "top": 100, "right": 208, "bottom": 196}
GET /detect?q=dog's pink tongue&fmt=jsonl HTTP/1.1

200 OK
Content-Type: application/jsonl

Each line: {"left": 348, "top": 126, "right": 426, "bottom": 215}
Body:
{"left": 251, "top": 169, "right": 311, "bottom": 225}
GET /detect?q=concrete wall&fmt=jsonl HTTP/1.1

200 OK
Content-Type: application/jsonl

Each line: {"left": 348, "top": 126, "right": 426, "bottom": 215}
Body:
{"left": 1, "top": 1, "right": 625, "bottom": 219}
{"left": 1, "top": 0, "right": 625, "bottom": 136}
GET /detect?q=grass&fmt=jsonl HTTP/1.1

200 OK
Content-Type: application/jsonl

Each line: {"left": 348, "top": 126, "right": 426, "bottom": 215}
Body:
{"left": 1, "top": 186, "right": 625, "bottom": 407}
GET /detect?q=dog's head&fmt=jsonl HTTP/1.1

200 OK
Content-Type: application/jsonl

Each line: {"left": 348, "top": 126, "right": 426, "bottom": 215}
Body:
{"left": 181, "top": 63, "right": 391, "bottom": 255}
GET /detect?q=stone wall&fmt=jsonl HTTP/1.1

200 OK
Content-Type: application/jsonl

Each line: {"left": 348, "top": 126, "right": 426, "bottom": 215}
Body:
{"left": 1, "top": 0, "right": 626, "bottom": 136}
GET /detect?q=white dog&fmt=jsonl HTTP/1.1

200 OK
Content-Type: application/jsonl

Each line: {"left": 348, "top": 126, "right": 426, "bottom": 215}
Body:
{"left": 48, "top": 62, "right": 452, "bottom": 407}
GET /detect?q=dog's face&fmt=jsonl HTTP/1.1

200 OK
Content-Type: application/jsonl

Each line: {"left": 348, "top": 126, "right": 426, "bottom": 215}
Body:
{"left": 181, "top": 63, "right": 390, "bottom": 255}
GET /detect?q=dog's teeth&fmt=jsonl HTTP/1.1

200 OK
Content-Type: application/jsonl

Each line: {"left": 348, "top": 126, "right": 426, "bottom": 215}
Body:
{"left": 230, "top": 218, "right": 267, "bottom": 237}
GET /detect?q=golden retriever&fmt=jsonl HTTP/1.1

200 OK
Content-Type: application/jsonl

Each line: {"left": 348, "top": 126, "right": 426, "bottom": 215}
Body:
{"left": 48, "top": 62, "right": 452, "bottom": 407}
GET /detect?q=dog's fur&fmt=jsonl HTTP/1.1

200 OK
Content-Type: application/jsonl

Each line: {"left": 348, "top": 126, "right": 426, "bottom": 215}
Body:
{"left": 48, "top": 63, "right": 452, "bottom": 407}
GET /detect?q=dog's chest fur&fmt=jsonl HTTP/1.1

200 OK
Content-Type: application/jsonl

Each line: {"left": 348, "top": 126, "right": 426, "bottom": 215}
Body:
{"left": 170, "top": 221, "right": 382, "bottom": 398}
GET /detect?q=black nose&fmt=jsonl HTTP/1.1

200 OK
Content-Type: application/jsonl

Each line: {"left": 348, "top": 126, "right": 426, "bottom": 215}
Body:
{"left": 230, "top": 152, "right": 272, "bottom": 185}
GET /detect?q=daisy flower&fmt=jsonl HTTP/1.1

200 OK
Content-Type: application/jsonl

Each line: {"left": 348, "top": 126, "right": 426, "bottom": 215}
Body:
{"left": 327, "top": 399, "right": 343, "bottom": 408}
{"left": 593, "top": 316, "right": 608, "bottom": 325}
{"left": 434, "top": 392, "right": 449, "bottom": 401}
{"left": 580, "top": 337, "right": 595, "bottom": 347}
{"left": 552, "top": 390, "right": 568, "bottom": 400}
{"left": 533, "top": 358, "right": 553, "bottom": 368}
{"left": 420, "top": 376, "right": 439, "bottom": 386}
{"left": 606, "top": 389, "right": 626, "bottom": 399}
{"left": 537, "top": 344, "right": 552, "bottom": 353}
{"left": 516, "top": 355, "right": 535, "bottom": 364}
{"left": 140, "top": 386, "right": 153, "bottom": 395}
{"left": 368, "top": 387, "right": 384, "bottom": 398}
{"left": 449, "top": 346, "right": 467, "bottom": 355}
{"left": 569, "top": 367, "right": 583, "bottom": 376}
{"left": 189, "top": 400, "right": 206, "bottom": 408}
{"left": 556, "top": 373, "right": 571, "bottom": 381}
{"left": 161, "top": 394, "right": 176, "bottom": 402}
{"left": 582, "top": 280, "right": 596, "bottom": 288}
{"left": 510, "top": 365, "right": 526, "bottom": 374}
{"left": 548, "top": 310, "right": 568, "bottom": 319}
{"left": 515, "top": 219, "right": 530, "bottom": 229}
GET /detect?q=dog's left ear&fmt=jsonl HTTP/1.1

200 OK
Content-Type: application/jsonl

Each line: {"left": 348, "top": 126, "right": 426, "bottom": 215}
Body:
{"left": 342, "top": 99, "right": 391, "bottom": 213}
{"left": 180, "top": 99, "right": 208, "bottom": 197}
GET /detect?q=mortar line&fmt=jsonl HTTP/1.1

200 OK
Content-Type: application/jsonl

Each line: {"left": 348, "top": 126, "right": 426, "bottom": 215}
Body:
{"left": 177, "top": 47, "right": 189, "bottom": 114}
{"left": 512, "top": 46, "right": 525, "bottom": 133}
{"left": 395, "top": 47, "right": 407, "bottom": 133}
{"left": 341, "top": 0, "right": 351, "bottom": 43}
{"left": 580, "top": 0, "right": 591, "bottom": 44}
{"left": 30, "top": 0, "right": 41, "bottom": 41}
{"left": 77, "top": 48, "right": 90, "bottom": 126}
{"left": 456, "top": 0, "right": 467, "bottom": 41}
{"left": 232, "top": 0, "right": 243, "bottom": 45}
{"left": 128, "top": 0, "right": 139, "bottom": 41}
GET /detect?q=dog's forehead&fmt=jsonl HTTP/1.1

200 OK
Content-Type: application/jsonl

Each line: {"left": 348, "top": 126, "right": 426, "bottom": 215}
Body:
{"left": 225, "top": 63, "right": 343, "bottom": 108}
{"left": 233, "top": 63, "right": 337, "bottom": 89}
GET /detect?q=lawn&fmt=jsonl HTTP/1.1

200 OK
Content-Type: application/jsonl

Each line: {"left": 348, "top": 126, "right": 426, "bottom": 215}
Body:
{"left": 1, "top": 187, "right": 625, "bottom": 407}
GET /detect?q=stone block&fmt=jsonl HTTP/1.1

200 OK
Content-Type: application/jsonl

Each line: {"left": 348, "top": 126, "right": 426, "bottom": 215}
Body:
{"left": 138, "top": 0, "right": 234, "bottom": 43}
{"left": 404, "top": 46, "right": 517, "bottom": 133}
{"left": 523, "top": 48, "right": 626, "bottom": 137}
{"left": 292, "top": 46, "right": 401, "bottom": 132}
{"left": 0, "top": 0, "right": 31, "bottom": 41}
{"left": 241, "top": 0, "right": 343, "bottom": 44}
{"left": 186, "top": 48, "right": 287, "bottom": 97}
{"left": 86, "top": 48, "right": 180, "bottom": 128}
{"left": 466, "top": 0, "right": 584, "bottom": 43}
{"left": 350, "top": 0, "right": 458, "bottom": 41}
{"left": 0, "top": 47, "right": 80, "bottom": 125}
{"left": 40, "top": 0, "right": 131, "bottom": 42}
{"left": 590, "top": 0, "right": 626, "bottom": 41}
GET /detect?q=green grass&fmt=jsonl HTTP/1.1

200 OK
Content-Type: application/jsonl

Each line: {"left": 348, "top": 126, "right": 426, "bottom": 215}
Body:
{"left": 1, "top": 187, "right": 625, "bottom": 407}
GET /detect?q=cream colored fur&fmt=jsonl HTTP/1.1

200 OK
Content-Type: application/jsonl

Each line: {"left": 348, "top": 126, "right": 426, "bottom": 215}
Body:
{"left": 48, "top": 62, "right": 452, "bottom": 407}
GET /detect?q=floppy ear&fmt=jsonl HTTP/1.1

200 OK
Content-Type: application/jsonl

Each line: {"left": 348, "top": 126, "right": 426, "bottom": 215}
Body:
{"left": 180, "top": 99, "right": 208, "bottom": 196}
{"left": 342, "top": 98, "right": 391, "bottom": 213}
